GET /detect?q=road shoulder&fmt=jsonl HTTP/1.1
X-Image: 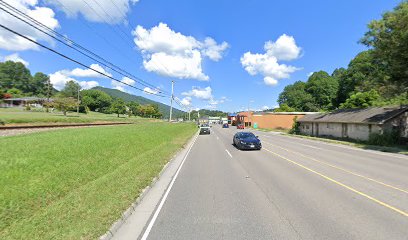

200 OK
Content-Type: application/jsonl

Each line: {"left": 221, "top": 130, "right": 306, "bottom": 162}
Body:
{"left": 100, "top": 132, "right": 198, "bottom": 240}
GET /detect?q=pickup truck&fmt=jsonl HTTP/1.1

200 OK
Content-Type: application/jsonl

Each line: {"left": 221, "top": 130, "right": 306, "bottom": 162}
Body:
{"left": 199, "top": 124, "right": 211, "bottom": 135}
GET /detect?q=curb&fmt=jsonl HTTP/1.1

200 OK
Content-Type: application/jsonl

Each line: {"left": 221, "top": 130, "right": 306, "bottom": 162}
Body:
{"left": 99, "top": 131, "right": 198, "bottom": 240}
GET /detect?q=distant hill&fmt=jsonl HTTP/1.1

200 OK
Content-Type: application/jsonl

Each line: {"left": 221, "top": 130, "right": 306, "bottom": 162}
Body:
{"left": 92, "top": 86, "right": 185, "bottom": 118}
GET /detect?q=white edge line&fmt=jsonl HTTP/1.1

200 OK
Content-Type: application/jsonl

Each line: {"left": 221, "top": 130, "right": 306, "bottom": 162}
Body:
{"left": 225, "top": 149, "right": 233, "bottom": 158}
{"left": 297, "top": 142, "right": 323, "bottom": 150}
{"left": 140, "top": 133, "right": 199, "bottom": 240}
{"left": 261, "top": 132, "right": 408, "bottom": 160}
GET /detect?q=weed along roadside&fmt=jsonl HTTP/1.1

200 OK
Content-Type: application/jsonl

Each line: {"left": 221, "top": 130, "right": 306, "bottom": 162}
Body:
{"left": 0, "top": 122, "right": 197, "bottom": 240}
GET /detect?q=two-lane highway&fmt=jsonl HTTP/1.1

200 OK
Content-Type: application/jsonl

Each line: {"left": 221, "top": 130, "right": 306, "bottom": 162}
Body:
{"left": 142, "top": 125, "right": 408, "bottom": 240}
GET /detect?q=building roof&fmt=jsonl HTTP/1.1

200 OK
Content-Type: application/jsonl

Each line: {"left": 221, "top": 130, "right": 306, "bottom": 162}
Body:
{"left": 252, "top": 111, "right": 319, "bottom": 116}
{"left": 237, "top": 111, "right": 253, "bottom": 117}
{"left": 297, "top": 106, "right": 408, "bottom": 124}
{"left": 3, "top": 97, "right": 47, "bottom": 101}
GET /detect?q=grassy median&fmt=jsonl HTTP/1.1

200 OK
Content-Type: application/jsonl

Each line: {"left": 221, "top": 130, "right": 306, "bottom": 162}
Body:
{"left": 0, "top": 122, "right": 196, "bottom": 239}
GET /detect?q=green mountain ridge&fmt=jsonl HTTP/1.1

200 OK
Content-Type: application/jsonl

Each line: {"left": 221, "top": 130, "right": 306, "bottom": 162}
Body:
{"left": 92, "top": 86, "right": 185, "bottom": 118}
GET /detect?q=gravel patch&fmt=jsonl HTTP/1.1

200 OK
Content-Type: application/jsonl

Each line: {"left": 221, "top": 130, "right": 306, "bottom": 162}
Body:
{"left": 0, "top": 127, "right": 65, "bottom": 137}
{"left": 0, "top": 125, "right": 110, "bottom": 137}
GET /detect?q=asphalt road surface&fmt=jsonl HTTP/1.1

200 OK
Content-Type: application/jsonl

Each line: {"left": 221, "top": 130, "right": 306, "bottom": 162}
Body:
{"left": 142, "top": 125, "right": 408, "bottom": 240}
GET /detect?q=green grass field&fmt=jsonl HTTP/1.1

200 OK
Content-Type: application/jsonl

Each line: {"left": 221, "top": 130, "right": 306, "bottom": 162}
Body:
{"left": 0, "top": 108, "right": 143, "bottom": 125}
{"left": 0, "top": 122, "right": 196, "bottom": 239}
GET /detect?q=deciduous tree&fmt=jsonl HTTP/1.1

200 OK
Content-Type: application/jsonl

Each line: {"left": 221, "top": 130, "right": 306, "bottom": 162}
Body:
{"left": 110, "top": 98, "right": 126, "bottom": 117}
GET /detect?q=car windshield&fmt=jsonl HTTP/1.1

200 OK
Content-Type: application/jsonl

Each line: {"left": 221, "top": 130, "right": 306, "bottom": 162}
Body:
{"left": 240, "top": 133, "right": 255, "bottom": 139}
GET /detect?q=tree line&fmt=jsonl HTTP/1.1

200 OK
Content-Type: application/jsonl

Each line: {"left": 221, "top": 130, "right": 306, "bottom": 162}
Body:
{"left": 0, "top": 61, "right": 56, "bottom": 99}
{"left": 49, "top": 81, "right": 163, "bottom": 118}
{"left": 276, "top": 2, "right": 408, "bottom": 112}
{"left": 0, "top": 61, "right": 162, "bottom": 118}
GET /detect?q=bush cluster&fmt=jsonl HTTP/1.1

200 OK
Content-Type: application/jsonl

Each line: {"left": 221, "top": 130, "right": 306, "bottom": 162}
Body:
{"left": 368, "top": 130, "right": 400, "bottom": 146}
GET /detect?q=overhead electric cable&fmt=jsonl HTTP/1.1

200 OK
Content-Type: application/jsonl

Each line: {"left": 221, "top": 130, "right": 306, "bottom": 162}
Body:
{"left": 79, "top": 0, "right": 135, "bottom": 47}
{"left": 86, "top": 0, "right": 174, "bottom": 80}
{"left": 0, "top": 0, "right": 167, "bottom": 94}
{"left": 0, "top": 23, "right": 168, "bottom": 97}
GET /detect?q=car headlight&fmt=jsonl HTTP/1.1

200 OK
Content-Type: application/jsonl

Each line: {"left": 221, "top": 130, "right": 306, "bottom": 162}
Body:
{"left": 240, "top": 141, "right": 246, "bottom": 144}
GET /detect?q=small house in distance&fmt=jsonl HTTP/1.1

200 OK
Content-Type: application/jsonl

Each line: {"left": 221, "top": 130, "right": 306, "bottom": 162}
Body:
{"left": 1, "top": 97, "right": 50, "bottom": 108}
{"left": 298, "top": 106, "right": 408, "bottom": 141}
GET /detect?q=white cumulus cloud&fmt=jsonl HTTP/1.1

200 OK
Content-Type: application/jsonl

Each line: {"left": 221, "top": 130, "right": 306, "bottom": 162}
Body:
{"left": 264, "top": 34, "right": 301, "bottom": 61}
{"left": 49, "top": 71, "right": 77, "bottom": 90}
{"left": 200, "top": 37, "right": 229, "bottom": 61}
{"left": 133, "top": 23, "right": 228, "bottom": 81}
{"left": 46, "top": 0, "right": 139, "bottom": 24}
{"left": 69, "top": 64, "right": 112, "bottom": 78}
{"left": 49, "top": 63, "right": 110, "bottom": 90}
{"left": 143, "top": 87, "right": 159, "bottom": 95}
{"left": 121, "top": 76, "right": 135, "bottom": 85}
{"left": 240, "top": 34, "right": 302, "bottom": 86}
{"left": 2, "top": 53, "right": 29, "bottom": 66}
{"left": 49, "top": 71, "right": 99, "bottom": 90}
{"left": 182, "top": 86, "right": 213, "bottom": 100}
{"left": 143, "top": 51, "right": 208, "bottom": 81}
{"left": 180, "top": 97, "right": 192, "bottom": 106}
{"left": 79, "top": 80, "right": 98, "bottom": 89}
{"left": 111, "top": 81, "right": 125, "bottom": 92}
{"left": 111, "top": 77, "right": 136, "bottom": 92}
{"left": 0, "top": 0, "right": 60, "bottom": 51}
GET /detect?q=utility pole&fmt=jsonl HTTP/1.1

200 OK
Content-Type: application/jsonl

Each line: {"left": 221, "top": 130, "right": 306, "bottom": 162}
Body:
{"left": 77, "top": 86, "right": 80, "bottom": 115}
{"left": 248, "top": 100, "right": 254, "bottom": 128}
{"left": 169, "top": 80, "right": 174, "bottom": 122}
{"left": 46, "top": 78, "right": 50, "bottom": 113}
{"left": 188, "top": 108, "right": 191, "bottom": 121}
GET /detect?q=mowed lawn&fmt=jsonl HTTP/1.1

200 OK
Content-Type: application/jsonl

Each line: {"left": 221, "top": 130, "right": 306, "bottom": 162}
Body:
{"left": 0, "top": 122, "right": 196, "bottom": 239}
{"left": 0, "top": 108, "right": 142, "bottom": 125}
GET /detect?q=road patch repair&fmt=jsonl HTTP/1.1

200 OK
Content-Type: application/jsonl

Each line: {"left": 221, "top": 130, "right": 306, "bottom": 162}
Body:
{"left": 101, "top": 132, "right": 199, "bottom": 240}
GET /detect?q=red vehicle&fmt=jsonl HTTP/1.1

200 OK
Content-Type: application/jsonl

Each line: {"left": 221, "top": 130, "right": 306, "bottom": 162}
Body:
{"left": 237, "top": 124, "right": 245, "bottom": 129}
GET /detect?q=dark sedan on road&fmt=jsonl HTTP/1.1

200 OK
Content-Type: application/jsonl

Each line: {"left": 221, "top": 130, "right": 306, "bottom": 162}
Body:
{"left": 222, "top": 123, "right": 229, "bottom": 128}
{"left": 233, "top": 132, "right": 262, "bottom": 150}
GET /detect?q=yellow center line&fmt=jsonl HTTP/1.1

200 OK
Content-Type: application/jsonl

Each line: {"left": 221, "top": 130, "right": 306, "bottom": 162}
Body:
{"left": 263, "top": 147, "right": 408, "bottom": 217}
{"left": 262, "top": 141, "right": 408, "bottom": 194}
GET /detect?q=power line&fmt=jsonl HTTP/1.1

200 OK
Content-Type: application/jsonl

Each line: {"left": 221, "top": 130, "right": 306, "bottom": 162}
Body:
{"left": 0, "top": 23, "right": 168, "bottom": 97}
{"left": 60, "top": 0, "right": 171, "bottom": 95}
{"left": 84, "top": 0, "right": 175, "bottom": 85}
{"left": 80, "top": 0, "right": 134, "bottom": 47}
{"left": 54, "top": 0, "right": 137, "bottom": 69}
{"left": 88, "top": 0, "right": 135, "bottom": 44}
{"left": 0, "top": 1, "right": 167, "bottom": 94}
{"left": 54, "top": 0, "right": 197, "bottom": 110}
{"left": 0, "top": 0, "right": 191, "bottom": 108}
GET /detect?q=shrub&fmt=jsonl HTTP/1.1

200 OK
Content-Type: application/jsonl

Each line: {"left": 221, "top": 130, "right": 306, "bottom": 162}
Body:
{"left": 0, "top": 119, "right": 5, "bottom": 125}
{"left": 289, "top": 116, "right": 300, "bottom": 134}
{"left": 368, "top": 129, "right": 399, "bottom": 146}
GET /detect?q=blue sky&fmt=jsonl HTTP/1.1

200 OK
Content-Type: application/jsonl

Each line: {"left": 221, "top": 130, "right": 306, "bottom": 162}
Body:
{"left": 0, "top": 0, "right": 401, "bottom": 112}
